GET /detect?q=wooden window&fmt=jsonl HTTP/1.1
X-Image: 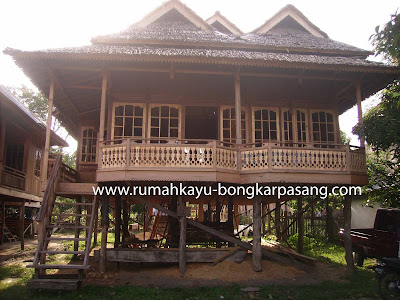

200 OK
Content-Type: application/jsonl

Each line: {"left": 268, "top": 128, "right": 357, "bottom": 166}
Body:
{"left": 311, "top": 111, "right": 336, "bottom": 147}
{"left": 253, "top": 108, "right": 279, "bottom": 144}
{"left": 282, "top": 109, "right": 308, "bottom": 146}
{"left": 34, "top": 150, "right": 41, "bottom": 177}
{"left": 149, "top": 105, "right": 180, "bottom": 142}
{"left": 112, "top": 104, "right": 145, "bottom": 141}
{"left": 6, "top": 144, "right": 24, "bottom": 171}
{"left": 81, "top": 127, "right": 97, "bottom": 163}
{"left": 221, "top": 106, "right": 246, "bottom": 144}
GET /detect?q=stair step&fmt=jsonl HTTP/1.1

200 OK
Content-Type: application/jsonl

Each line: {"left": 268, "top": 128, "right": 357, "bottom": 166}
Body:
{"left": 46, "top": 237, "right": 86, "bottom": 241}
{"left": 54, "top": 202, "right": 94, "bottom": 206}
{"left": 27, "top": 264, "right": 90, "bottom": 270}
{"left": 51, "top": 214, "right": 91, "bottom": 217}
{"left": 27, "top": 279, "right": 80, "bottom": 291}
{"left": 47, "top": 224, "right": 89, "bottom": 229}
{"left": 40, "top": 250, "right": 85, "bottom": 255}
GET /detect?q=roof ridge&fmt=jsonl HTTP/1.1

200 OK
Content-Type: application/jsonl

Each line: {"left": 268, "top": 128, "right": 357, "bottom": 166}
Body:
{"left": 206, "top": 11, "right": 243, "bottom": 36}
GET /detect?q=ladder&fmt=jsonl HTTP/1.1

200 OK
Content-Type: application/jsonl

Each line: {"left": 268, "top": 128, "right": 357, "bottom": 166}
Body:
{"left": 27, "top": 155, "right": 98, "bottom": 291}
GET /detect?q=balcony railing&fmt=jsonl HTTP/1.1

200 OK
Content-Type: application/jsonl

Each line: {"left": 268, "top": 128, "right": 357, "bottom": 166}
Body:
{"left": 99, "top": 139, "right": 366, "bottom": 174}
{"left": 0, "top": 165, "right": 26, "bottom": 190}
{"left": 48, "top": 155, "right": 78, "bottom": 183}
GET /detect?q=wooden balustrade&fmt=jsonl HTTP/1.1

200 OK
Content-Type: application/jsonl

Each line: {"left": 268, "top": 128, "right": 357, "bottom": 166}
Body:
{"left": 98, "top": 139, "right": 366, "bottom": 174}
{"left": 48, "top": 156, "right": 77, "bottom": 183}
{"left": 0, "top": 165, "right": 26, "bottom": 190}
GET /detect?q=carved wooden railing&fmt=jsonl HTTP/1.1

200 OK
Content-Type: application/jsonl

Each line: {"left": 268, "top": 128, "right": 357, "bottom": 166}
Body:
{"left": 0, "top": 165, "right": 26, "bottom": 190}
{"left": 99, "top": 139, "right": 366, "bottom": 174}
{"left": 48, "top": 155, "right": 77, "bottom": 183}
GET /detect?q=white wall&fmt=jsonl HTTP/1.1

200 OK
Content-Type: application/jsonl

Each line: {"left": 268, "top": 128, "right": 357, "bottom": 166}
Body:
{"left": 351, "top": 199, "right": 381, "bottom": 229}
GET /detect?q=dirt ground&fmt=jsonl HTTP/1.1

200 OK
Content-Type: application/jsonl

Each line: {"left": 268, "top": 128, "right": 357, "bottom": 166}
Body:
{"left": 1, "top": 240, "right": 348, "bottom": 288}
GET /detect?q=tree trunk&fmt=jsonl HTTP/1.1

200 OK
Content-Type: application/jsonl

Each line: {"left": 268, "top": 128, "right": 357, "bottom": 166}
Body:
{"left": 252, "top": 196, "right": 262, "bottom": 272}
{"left": 343, "top": 196, "right": 355, "bottom": 274}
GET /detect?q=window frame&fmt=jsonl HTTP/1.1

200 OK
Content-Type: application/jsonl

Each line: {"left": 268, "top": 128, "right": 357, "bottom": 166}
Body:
{"left": 310, "top": 109, "right": 337, "bottom": 147}
{"left": 220, "top": 105, "right": 247, "bottom": 144}
{"left": 111, "top": 102, "right": 146, "bottom": 141}
{"left": 79, "top": 126, "right": 98, "bottom": 164}
{"left": 252, "top": 107, "right": 280, "bottom": 144}
{"left": 281, "top": 108, "right": 308, "bottom": 146}
{"left": 147, "top": 104, "right": 181, "bottom": 141}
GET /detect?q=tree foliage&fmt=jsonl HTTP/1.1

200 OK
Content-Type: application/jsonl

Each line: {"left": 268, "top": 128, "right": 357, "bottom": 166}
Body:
{"left": 353, "top": 11, "right": 400, "bottom": 207}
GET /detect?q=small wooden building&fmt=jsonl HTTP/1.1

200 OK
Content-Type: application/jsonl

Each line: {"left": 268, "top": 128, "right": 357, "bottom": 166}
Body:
{"left": 5, "top": 0, "right": 398, "bottom": 289}
{"left": 0, "top": 85, "right": 67, "bottom": 247}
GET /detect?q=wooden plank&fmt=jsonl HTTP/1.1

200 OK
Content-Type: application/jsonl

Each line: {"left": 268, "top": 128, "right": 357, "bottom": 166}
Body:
{"left": 27, "top": 264, "right": 90, "bottom": 269}
{"left": 28, "top": 279, "right": 79, "bottom": 291}
{"left": 93, "top": 248, "right": 247, "bottom": 263}
{"left": 135, "top": 196, "right": 312, "bottom": 271}
{"left": 213, "top": 246, "right": 242, "bottom": 266}
{"left": 40, "top": 250, "right": 85, "bottom": 255}
{"left": 46, "top": 237, "right": 86, "bottom": 241}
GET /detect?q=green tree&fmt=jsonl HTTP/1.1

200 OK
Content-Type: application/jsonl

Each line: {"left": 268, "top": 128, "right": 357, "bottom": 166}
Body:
{"left": 353, "top": 12, "right": 400, "bottom": 207}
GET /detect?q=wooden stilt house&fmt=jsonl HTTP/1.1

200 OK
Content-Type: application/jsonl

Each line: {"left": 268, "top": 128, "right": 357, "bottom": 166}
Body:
{"left": 5, "top": 0, "right": 398, "bottom": 290}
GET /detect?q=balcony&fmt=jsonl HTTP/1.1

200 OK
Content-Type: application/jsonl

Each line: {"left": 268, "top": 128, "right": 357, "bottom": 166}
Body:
{"left": 97, "top": 139, "right": 367, "bottom": 185}
{"left": 0, "top": 165, "right": 26, "bottom": 190}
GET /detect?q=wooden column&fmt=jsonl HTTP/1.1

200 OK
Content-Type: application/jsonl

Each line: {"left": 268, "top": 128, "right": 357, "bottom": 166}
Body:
{"left": 19, "top": 200, "right": 25, "bottom": 250}
{"left": 227, "top": 196, "right": 234, "bottom": 230}
{"left": 310, "top": 198, "right": 315, "bottom": 237}
{"left": 198, "top": 202, "right": 204, "bottom": 222}
{"left": 343, "top": 196, "right": 355, "bottom": 273}
{"left": 326, "top": 198, "right": 334, "bottom": 241}
{"left": 178, "top": 195, "right": 187, "bottom": 275}
{"left": 1, "top": 201, "right": 5, "bottom": 245}
{"left": 122, "top": 199, "right": 130, "bottom": 239}
{"left": 93, "top": 198, "right": 99, "bottom": 245}
{"left": 234, "top": 204, "right": 239, "bottom": 230}
{"left": 0, "top": 118, "right": 5, "bottom": 165}
{"left": 267, "top": 204, "right": 271, "bottom": 232}
{"left": 275, "top": 201, "right": 281, "bottom": 240}
{"left": 355, "top": 81, "right": 365, "bottom": 146}
{"left": 252, "top": 196, "right": 262, "bottom": 272}
{"left": 297, "top": 198, "right": 304, "bottom": 254}
{"left": 114, "top": 196, "right": 121, "bottom": 248}
{"left": 234, "top": 71, "right": 242, "bottom": 144}
{"left": 262, "top": 202, "right": 267, "bottom": 236}
{"left": 41, "top": 78, "right": 55, "bottom": 181}
{"left": 100, "top": 194, "right": 109, "bottom": 274}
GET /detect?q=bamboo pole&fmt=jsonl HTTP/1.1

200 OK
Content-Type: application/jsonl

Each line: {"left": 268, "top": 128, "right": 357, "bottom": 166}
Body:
{"left": 41, "top": 78, "right": 55, "bottom": 182}
{"left": 252, "top": 196, "right": 262, "bottom": 272}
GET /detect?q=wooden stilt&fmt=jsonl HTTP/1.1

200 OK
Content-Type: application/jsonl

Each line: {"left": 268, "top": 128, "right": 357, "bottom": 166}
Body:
{"left": 267, "top": 204, "right": 271, "bottom": 233}
{"left": 252, "top": 196, "right": 262, "bottom": 272}
{"left": 1, "top": 201, "right": 5, "bottom": 245}
{"left": 41, "top": 78, "right": 55, "bottom": 182}
{"left": 262, "top": 202, "right": 267, "bottom": 236}
{"left": 122, "top": 199, "right": 130, "bottom": 238}
{"left": 93, "top": 199, "right": 99, "bottom": 245}
{"left": 326, "top": 198, "right": 334, "bottom": 241}
{"left": 234, "top": 204, "right": 239, "bottom": 230}
{"left": 343, "top": 196, "right": 355, "bottom": 273}
{"left": 100, "top": 194, "right": 109, "bottom": 274}
{"left": 198, "top": 202, "right": 204, "bottom": 222}
{"left": 178, "top": 195, "right": 187, "bottom": 275}
{"left": 114, "top": 196, "right": 121, "bottom": 248}
{"left": 275, "top": 201, "right": 281, "bottom": 240}
{"left": 20, "top": 200, "right": 25, "bottom": 250}
{"left": 310, "top": 198, "right": 315, "bottom": 237}
{"left": 297, "top": 197, "right": 304, "bottom": 254}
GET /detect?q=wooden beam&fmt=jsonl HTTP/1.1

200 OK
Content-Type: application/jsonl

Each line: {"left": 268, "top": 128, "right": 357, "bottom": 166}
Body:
{"left": 41, "top": 78, "right": 54, "bottom": 182}
{"left": 78, "top": 107, "right": 100, "bottom": 116}
{"left": 99, "top": 71, "right": 108, "bottom": 143}
{"left": 65, "top": 85, "right": 102, "bottom": 91}
{"left": 234, "top": 70, "right": 242, "bottom": 145}
{"left": 135, "top": 196, "right": 311, "bottom": 272}
{"left": 343, "top": 196, "right": 355, "bottom": 274}
{"left": 114, "top": 195, "right": 121, "bottom": 248}
{"left": 252, "top": 196, "right": 262, "bottom": 272}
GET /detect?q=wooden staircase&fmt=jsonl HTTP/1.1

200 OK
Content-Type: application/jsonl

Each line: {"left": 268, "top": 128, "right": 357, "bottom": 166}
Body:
{"left": 27, "top": 155, "right": 98, "bottom": 291}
